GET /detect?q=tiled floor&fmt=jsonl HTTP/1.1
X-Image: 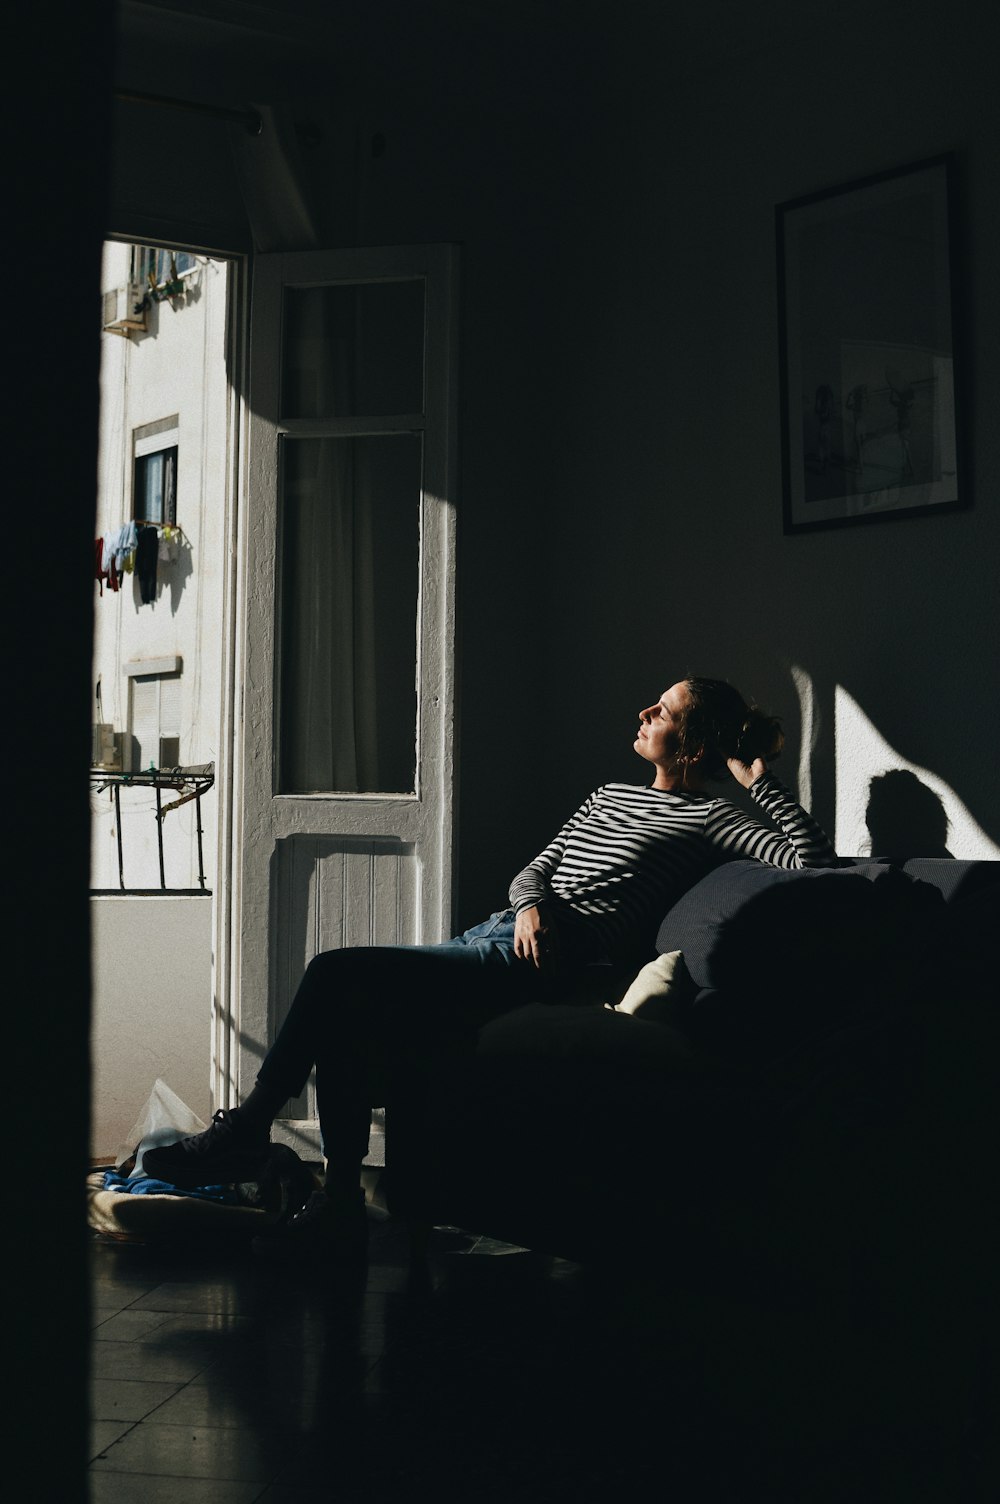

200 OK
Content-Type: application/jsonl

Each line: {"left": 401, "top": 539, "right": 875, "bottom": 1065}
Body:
{"left": 89, "top": 1198, "right": 989, "bottom": 1503}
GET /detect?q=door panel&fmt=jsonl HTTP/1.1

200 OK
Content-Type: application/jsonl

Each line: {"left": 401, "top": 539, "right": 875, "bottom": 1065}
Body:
{"left": 235, "top": 245, "right": 458, "bottom": 1154}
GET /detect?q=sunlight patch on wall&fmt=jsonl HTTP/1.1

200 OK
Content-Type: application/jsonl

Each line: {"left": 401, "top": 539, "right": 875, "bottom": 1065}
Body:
{"left": 834, "top": 684, "right": 1000, "bottom": 859}
{"left": 789, "top": 663, "right": 815, "bottom": 811}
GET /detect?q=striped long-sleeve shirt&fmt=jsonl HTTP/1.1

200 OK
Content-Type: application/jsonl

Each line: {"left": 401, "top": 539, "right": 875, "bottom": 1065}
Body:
{"left": 508, "top": 774, "right": 836, "bottom": 966}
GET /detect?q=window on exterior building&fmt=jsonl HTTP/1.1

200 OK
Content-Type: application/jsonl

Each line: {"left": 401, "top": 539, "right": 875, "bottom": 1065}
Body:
{"left": 133, "top": 420, "right": 179, "bottom": 525}
{"left": 128, "top": 663, "right": 182, "bottom": 772}
{"left": 131, "top": 245, "right": 197, "bottom": 290}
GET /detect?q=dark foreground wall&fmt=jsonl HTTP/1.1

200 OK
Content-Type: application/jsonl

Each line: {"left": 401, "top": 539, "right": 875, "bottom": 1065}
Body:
{"left": 9, "top": 5, "right": 114, "bottom": 1497}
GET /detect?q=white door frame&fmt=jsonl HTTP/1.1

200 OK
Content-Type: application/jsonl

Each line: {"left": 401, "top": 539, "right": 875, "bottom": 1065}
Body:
{"left": 212, "top": 248, "right": 251, "bottom": 1116}
{"left": 218, "top": 244, "right": 460, "bottom": 1151}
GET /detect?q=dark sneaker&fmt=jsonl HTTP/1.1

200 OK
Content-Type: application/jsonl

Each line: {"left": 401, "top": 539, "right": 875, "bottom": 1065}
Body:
{"left": 252, "top": 1188, "right": 369, "bottom": 1269}
{"left": 251, "top": 1143, "right": 322, "bottom": 1221}
{"left": 141, "top": 1109, "right": 270, "bottom": 1188}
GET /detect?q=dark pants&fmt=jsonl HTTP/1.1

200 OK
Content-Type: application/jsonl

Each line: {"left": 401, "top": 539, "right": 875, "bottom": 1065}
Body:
{"left": 253, "top": 910, "right": 604, "bottom": 1174}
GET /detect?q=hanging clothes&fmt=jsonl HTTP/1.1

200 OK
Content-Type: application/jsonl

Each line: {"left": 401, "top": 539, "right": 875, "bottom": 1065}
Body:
{"left": 122, "top": 522, "right": 138, "bottom": 574}
{"left": 102, "top": 528, "right": 124, "bottom": 592}
{"left": 103, "top": 530, "right": 122, "bottom": 592}
{"left": 114, "top": 520, "right": 138, "bottom": 574}
{"left": 94, "top": 538, "right": 105, "bottom": 596}
{"left": 158, "top": 525, "right": 180, "bottom": 564}
{"left": 136, "top": 525, "right": 159, "bottom": 603}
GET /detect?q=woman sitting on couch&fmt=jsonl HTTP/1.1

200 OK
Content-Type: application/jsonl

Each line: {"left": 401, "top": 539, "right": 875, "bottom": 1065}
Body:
{"left": 145, "top": 676, "right": 836, "bottom": 1262}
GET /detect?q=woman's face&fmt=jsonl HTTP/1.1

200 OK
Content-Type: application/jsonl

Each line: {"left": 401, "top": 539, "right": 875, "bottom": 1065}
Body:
{"left": 634, "top": 681, "right": 693, "bottom": 770}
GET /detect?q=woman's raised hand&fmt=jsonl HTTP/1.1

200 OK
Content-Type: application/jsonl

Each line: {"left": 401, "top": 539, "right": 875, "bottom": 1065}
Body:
{"left": 513, "top": 904, "right": 561, "bottom": 971}
{"left": 726, "top": 755, "right": 768, "bottom": 790}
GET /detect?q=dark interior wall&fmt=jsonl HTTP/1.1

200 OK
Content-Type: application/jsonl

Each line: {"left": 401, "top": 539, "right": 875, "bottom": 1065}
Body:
{"left": 331, "top": 0, "right": 999, "bottom": 901}
{"left": 107, "top": 0, "right": 999, "bottom": 933}
{"left": 532, "top": 0, "right": 1000, "bottom": 858}
{"left": 324, "top": 8, "right": 622, "bottom": 923}
{"left": 109, "top": 0, "right": 621, "bottom": 927}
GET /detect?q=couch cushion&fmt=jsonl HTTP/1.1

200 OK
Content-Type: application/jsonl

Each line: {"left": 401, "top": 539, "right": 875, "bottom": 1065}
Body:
{"left": 655, "top": 859, "right": 947, "bottom": 995}
{"left": 900, "top": 857, "right": 1000, "bottom": 905}
{"left": 611, "top": 950, "right": 696, "bottom": 1023}
{"left": 929, "top": 881, "right": 999, "bottom": 1000}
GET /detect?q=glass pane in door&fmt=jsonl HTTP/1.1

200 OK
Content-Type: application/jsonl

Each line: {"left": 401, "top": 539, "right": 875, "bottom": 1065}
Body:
{"left": 277, "top": 434, "right": 421, "bottom": 794}
{"left": 281, "top": 281, "right": 425, "bottom": 419}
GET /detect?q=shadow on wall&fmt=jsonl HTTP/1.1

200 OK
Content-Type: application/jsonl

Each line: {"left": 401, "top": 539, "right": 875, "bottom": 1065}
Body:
{"left": 865, "top": 769, "right": 951, "bottom": 859}
{"left": 127, "top": 532, "right": 194, "bottom": 617}
{"left": 791, "top": 666, "right": 1000, "bottom": 860}
{"left": 834, "top": 682, "right": 1000, "bottom": 860}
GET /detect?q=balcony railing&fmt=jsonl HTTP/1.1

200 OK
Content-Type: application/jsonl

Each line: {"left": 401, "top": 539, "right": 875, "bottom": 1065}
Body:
{"left": 90, "top": 764, "right": 215, "bottom": 895}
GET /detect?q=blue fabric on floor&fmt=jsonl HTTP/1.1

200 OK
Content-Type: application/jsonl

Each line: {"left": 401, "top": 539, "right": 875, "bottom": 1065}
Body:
{"left": 102, "top": 1170, "right": 241, "bottom": 1203}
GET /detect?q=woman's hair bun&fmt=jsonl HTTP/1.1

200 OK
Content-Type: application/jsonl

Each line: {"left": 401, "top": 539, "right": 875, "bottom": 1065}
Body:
{"left": 680, "top": 677, "right": 784, "bottom": 780}
{"left": 736, "top": 710, "right": 784, "bottom": 763}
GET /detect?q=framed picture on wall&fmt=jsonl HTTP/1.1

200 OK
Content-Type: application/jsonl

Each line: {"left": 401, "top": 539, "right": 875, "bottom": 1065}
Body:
{"left": 776, "top": 154, "right": 963, "bottom": 535}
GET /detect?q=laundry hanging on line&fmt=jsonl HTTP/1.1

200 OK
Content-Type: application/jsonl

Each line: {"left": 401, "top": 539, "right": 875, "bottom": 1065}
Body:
{"left": 135, "top": 524, "right": 159, "bottom": 603}
{"left": 94, "top": 523, "right": 183, "bottom": 601}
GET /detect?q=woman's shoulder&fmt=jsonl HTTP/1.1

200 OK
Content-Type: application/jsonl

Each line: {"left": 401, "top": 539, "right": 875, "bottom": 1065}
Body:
{"left": 599, "top": 781, "right": 665, "bottom": 798}
{"left": 601, "top": 782, "right": 714, "bottom": 809}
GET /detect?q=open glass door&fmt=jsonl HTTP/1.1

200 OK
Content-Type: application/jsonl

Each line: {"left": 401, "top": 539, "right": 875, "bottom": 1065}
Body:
{"left": 231, "top": 245, "right": 459, "bottom": 1159}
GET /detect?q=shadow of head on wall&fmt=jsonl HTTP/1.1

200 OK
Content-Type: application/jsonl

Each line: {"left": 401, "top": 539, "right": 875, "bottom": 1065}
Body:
{"left": 864, "top": 769, "right": 952, "bottom": 860}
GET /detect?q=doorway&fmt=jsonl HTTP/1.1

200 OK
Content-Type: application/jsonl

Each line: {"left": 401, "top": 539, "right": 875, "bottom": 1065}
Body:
{"left": 90, "top": 239, "right": 460, "bottom": 1168}
{"left": 90, "top": 238, "right": 238, "bottom": 1160}
{"left": 235, "top": 244, "right": 460, "bottom": 1161}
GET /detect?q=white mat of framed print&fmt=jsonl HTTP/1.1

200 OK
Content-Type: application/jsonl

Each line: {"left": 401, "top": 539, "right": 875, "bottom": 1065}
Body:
{"left": 776, "top": 155, "right": 964, "bottom": 535}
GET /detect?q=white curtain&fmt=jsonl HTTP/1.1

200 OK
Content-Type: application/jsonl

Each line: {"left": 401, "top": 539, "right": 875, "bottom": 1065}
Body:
{"left": 278, "top": 284, "right": 419, "bottom": 794}
{"left": 280, "top": 430, "right": 379, "bottom": 792}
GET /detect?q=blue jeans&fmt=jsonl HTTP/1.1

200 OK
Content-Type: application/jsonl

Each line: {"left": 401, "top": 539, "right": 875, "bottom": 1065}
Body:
{"left": 254, "top": 910, "right": 571, "bottom": 1178}
{"left": 411, "top": 908, "right": 523, "bottom": 965}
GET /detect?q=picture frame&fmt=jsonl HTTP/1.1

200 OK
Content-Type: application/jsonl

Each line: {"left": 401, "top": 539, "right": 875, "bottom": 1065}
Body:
{"left": 776, "top": 154, "right": 963, "bottom": 535}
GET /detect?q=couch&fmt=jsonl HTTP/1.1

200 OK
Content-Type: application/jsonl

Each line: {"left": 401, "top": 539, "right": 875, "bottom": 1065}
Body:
{"left": 385, "top": 855, "right": 998, "bottom": 1277}
{"left": 383, "top": 854, "right": 999, "bottom": 1461}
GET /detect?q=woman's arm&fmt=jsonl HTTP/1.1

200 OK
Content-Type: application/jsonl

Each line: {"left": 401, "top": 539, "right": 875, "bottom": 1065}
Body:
{"left": 705, "top": 766, "right": 836, "bottom": 868}
{"left": 507, "top": 791, "right": 598, "bottom": 912}
{"left": 513, "top": 904, "right": 560, "bottom": 970}
{"left": 508, "top": 792, "right": 598, "bottom": 967}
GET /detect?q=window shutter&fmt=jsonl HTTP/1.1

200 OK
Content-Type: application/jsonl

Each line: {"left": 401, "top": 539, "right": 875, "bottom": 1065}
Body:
{"left": 130, "top": 677, "right": 159, "bottom": 772}
{"left": 130, "top": 673, "right": 181, "bottom": 771}
{"left": 160, "top": 674, "right": 181, "bottom": 737}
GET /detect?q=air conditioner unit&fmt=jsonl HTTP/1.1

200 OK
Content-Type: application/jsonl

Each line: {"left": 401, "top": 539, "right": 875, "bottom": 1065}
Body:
{"left": 101, "top": 283, "right": 147, "bottom": 337}
{"left": 92, "top": 723, "right": 123, "bottom": 770}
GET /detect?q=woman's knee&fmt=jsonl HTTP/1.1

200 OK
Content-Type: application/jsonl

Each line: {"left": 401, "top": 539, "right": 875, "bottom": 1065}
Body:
{"left": 298, "top": 948, "right": 372, "bottom": 1015}
{"left": 304, "top": 949, "right": 342, "bottom": 982}
{"left": 304, "top": 946, "right": 375, "bottom": 983}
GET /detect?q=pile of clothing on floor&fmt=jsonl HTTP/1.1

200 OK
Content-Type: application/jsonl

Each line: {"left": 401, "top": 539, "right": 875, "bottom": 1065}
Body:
{"left": 88, "top": 1079, "right": 320, "bottom": 1244}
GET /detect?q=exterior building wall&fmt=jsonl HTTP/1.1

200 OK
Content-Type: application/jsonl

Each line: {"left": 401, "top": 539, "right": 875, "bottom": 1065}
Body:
{"left": 90, "top": 242, "right": 229, "bottom": 1156}
{"left": 91, "top": 240, "right": 229, "bottom": 893}
{"left": 90, "top": 896, "right": 212, "bottom": 1161}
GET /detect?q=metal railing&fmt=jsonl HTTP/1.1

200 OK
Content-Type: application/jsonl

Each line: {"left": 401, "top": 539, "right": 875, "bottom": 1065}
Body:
{"left": 90, "top": 764, "right": 215, "bottom": 895}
